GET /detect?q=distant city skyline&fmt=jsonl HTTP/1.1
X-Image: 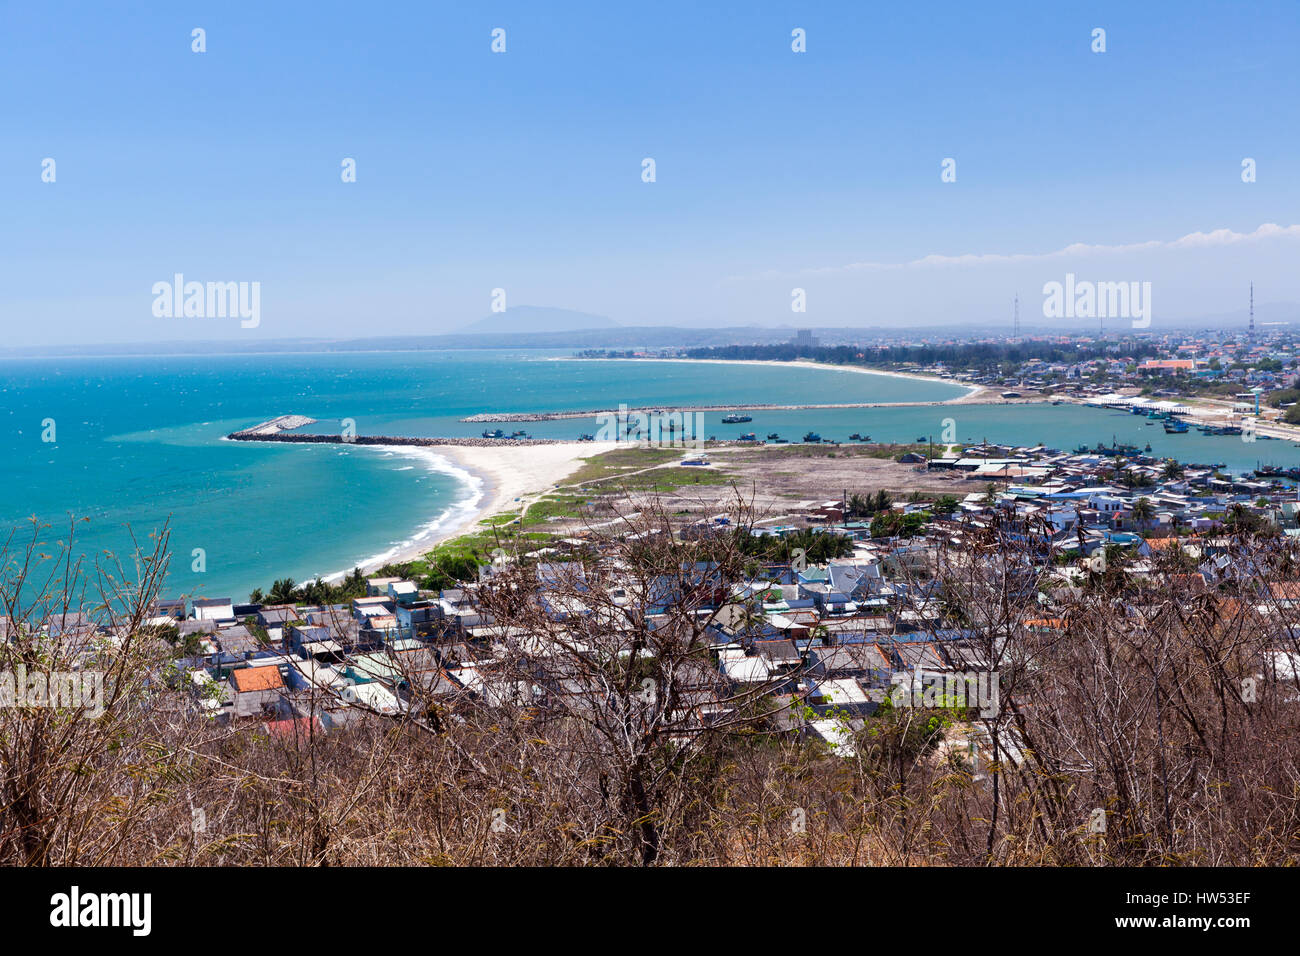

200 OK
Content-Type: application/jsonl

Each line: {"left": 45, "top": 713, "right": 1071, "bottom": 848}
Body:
{"left": 3, "top": 0, "right": 1298, "bottom": 346}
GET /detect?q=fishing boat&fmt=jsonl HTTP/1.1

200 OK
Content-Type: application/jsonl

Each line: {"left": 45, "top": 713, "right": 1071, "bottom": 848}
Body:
{"left": 722, "top": 413, "right": 753, "bottom": 424}
{"left": 1143, "top": 443, "right": 1151, "bottom": 452}
{"left": 510, "top": 429, "right": 529, "bottom": 439}
{"left": 915, "top": 435, "right": 927, "bottom": 443}
{"left": 1163, "top": 420, "right": 1189, "bottom": 434}
{"left": 481, "top": 428, "right": 505, "bottom": 439}
{"left": 803, "top": 432, "right": 821, "bottom": 443}
{"left": 1096, "top": 442, "right": 1139, "bottom": 456}
{"left": 766, "top": 433, "right": 780, "bottom": 441}
{"left": 578, "top": 433, "right": 594, "bottom": 441}
{"left": 739, "top": 432, "right": 757, "bottom": 441}
{"left": 849, "top": 432, "right": 872, "bottom": 441}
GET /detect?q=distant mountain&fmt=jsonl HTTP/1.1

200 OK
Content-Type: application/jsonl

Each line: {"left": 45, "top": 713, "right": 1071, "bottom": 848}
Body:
{"left": 13, "top": 312, "right": 1300, "bottom": 358}
{"left": 463, "top": 305, "right": 620, "bottom": 334}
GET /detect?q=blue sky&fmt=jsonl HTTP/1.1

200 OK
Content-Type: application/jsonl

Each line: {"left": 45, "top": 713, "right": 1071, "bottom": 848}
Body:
{"left": 2, "top": 0, "right": 1298, "bottom": 345}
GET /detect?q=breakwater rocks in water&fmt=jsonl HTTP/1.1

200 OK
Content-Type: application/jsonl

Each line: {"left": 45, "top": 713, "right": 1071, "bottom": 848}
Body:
{"left": 230, "top": 414, "right": 319, "bottom": 437}
{"left": 227, "top": 431, "right": 568, "bottom": 447}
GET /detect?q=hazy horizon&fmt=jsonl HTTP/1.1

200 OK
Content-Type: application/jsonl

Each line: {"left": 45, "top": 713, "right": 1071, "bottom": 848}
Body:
{"left": 4, "top": 0, "right": 1298, "bottom": 347}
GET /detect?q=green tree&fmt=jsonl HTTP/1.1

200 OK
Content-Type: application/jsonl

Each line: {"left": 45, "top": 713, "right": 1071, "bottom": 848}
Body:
{"left": 1131, "top": 497, "right": 1154, "bottom": 527}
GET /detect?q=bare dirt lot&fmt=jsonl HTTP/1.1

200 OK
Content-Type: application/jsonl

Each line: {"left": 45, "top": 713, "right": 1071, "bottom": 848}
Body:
{"left": 704, "top": 443, "right": 974, "bottom": 501}
{"left": 468, "top": 442, "right": 984, "bottom": 540}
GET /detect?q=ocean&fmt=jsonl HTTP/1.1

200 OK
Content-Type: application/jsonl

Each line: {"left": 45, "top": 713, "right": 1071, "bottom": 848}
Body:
{"left": 2, "top": 350, "right": 1294, "bottom": 603}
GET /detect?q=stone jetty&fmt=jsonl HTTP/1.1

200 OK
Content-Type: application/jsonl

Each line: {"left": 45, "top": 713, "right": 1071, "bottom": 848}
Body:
{"left": 227, "top": 431, "right": 567, "bottom": 448}
{"left": 228, "top": 415, "right": 319, "bottom": 438}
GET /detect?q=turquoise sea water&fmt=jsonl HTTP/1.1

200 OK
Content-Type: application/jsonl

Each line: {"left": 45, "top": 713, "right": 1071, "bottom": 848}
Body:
{"left": 2, "top": 351, "right": 1295, "bottom": 603}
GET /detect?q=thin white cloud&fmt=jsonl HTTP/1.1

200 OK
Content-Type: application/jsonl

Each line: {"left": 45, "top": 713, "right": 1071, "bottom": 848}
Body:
{"left": 728, "top": 223, "right": 1300, "bottom": 281}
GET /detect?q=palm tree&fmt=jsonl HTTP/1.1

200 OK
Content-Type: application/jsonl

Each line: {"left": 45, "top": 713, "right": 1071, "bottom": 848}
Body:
{"left": 1162, "top": 459, "right": 1185, "bottom": 480}
{"left": 268, "top": 577, "right": 297, "bottom": 605}
{"left": 732, "top": 599, "right": 768, "bottom": 645}
{"left": 1131, "top": 497, "right": 1154, "bottom": 527}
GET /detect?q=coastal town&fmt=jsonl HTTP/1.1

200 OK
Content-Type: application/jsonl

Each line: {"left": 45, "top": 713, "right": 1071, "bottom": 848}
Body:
{"left": 587, "top": 322, "right": 1300, "bottom": 435}
{"left": 5, "top": 0, "right": 1294, "bottom": 924}
{"left": 174, "top": 313, "right": 1300, "bottom": 751}
{"left": 152, "top": 419, "right": 1300, "bottom": 761}
{"left": 8, "top": 349, "right": 1295, "bottom": 873}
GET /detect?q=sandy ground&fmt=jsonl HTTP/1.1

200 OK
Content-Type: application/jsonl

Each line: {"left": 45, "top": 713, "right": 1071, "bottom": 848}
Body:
{"left": 359, "top": 359, "right": 1038, "bottom": 571}
{"left": 363, "top": 441, "right": 618, "bottom": 569}
{"left": 453, "top": 443, "right": 979, "bottom": 539}
{"left": 696, "top": 445, "right": 973, "bottom": 501}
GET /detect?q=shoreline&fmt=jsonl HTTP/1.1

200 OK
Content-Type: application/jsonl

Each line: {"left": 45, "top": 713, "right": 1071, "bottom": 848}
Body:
{"left": 302, "top": 358, "right": 1046, "bottom": 582}
{"left": 465, "top": 358, "right": 1001, "bottom": 421}
{"left": 308, "top": 358, "right": 1021, "bottom": 580}
{"left": 552, "top": 354, "right": 984, "bottom": 396}
{"left": 329, "top": 441, "right": 620, "bottom": 576}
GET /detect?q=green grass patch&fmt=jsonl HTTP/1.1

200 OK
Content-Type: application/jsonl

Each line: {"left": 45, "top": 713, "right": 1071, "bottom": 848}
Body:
{"left": 520, "top": 494, "right": 588, "bottom": 526}
{"left": 565, "top": 446, "right": 685, "bottom": 484}
{"left": 600, "top": 466, "right": 734, "bottom": 492}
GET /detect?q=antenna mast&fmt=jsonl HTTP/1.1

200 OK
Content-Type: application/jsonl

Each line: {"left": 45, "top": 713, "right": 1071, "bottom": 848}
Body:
{"left": 1249, "top": 281, "right": 1255, "bottom": 343}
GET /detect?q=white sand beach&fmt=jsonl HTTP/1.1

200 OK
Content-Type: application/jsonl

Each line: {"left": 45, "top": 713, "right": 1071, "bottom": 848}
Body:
{"left": 438, "top": 440, "right": 620, "bottom": 527}
{"left": 356, "top": 441, "right": 619, "bottom": 571}
{"left": 348, "top": 356, "right": 997, "bottom": 576}
{"left": 348, "top": 357, "right": 991, "bottom": 575}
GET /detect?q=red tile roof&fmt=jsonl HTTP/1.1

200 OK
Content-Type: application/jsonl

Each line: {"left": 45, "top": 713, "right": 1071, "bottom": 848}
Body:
{"left": 231, "top": 665, "right": 284, "bottom": 693}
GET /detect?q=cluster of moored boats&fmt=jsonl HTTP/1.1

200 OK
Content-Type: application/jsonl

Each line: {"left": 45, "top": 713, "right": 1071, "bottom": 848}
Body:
{"left": 487, "top": 402, "right": 1293, "bottom": 449}
{"left": 1253, "top": 464, "right": 1300, "bottom": 480}
{"left": 733, "top": 431, "right": 899, "bottom": 445}
{"left": 1125, "top": 405, "right": 1278, "bottom": 439}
